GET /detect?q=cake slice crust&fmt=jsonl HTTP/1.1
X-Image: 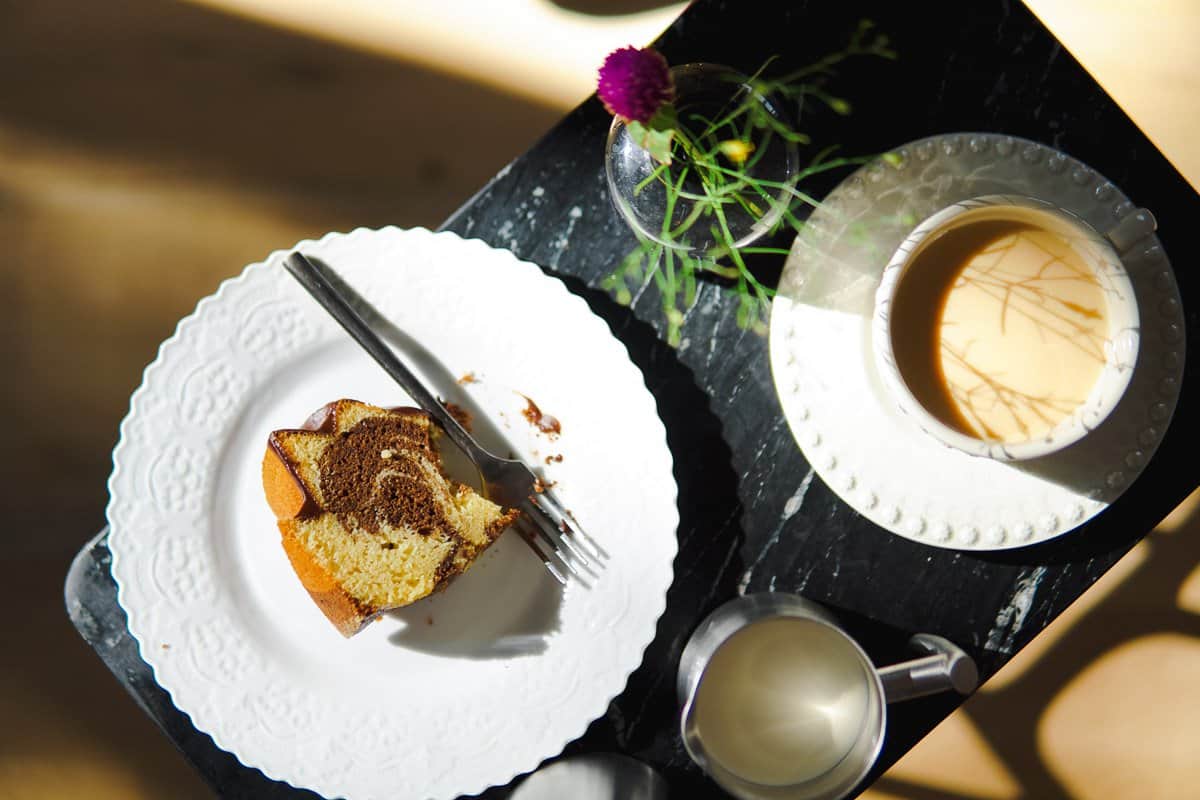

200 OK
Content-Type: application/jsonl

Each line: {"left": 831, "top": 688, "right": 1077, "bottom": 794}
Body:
{"left": 262, "top": 399, "right": 518, "bottom": 637}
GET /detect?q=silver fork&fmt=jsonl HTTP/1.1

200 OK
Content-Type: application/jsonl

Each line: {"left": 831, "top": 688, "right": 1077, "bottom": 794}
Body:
{"left": 283, "top": 251, "right": 600, "bottom": 584}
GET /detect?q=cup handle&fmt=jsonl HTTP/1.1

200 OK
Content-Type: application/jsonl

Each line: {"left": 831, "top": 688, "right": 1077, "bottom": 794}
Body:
{"left": 878, "top": 633, "right": 978, "bottom": 703}
{"left": 1105, "top": 208, "right": 1157, "bottom": 255}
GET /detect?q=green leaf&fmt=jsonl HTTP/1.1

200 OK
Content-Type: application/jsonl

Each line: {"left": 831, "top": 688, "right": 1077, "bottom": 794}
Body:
{"left": 647, "top": 104, "right": 678, "bottom": 132}
{"left": 614, "top": 246, "right": 647, "bottom": 284}
{"left": 627, "top": 120, "right": 675, "bottom": 165}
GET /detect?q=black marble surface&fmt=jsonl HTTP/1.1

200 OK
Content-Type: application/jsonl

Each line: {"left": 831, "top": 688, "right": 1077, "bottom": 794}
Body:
{"left": 66, "top": 0, "right": 1199, "bottom": 797}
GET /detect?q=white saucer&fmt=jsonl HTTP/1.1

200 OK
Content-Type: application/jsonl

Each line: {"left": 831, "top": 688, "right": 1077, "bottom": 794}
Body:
{"left": 769, "top": 133, "right": 1185, "bottom": 550}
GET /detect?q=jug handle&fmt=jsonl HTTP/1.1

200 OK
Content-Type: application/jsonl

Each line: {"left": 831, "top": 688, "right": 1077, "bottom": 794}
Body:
{"left": 878, "top": 633, "right": 978, "bottom": 703}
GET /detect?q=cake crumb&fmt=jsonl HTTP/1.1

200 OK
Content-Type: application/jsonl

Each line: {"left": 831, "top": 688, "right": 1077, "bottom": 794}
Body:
{"left": 161, "top": 643, "right": 171, "bottom": 650}
{"left": 518, "top": 394, "right": 561, "bottom": 438}
{"left": 380, "top": 449, "right": 394, "bottom": 459}
{"left": 544, "top": 454, "right": 563, "bottom": 464}
{"left": 457, "top": 372, "right": 478, "bottom": 385}
{"left": 532, "top": 476, "right": 558, "bottom": 494}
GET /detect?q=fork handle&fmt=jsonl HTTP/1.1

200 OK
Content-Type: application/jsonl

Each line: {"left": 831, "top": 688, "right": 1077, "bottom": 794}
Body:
{"left": 283, "top": 252, "right": 481, "bottom": 459}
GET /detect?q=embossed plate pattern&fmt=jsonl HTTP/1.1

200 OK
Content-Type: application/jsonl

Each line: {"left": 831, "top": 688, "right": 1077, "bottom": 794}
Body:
{"left": 769, "top": 133, "right": 1185, "bottom": 550}
{"left": 107, "top": 228, "right": 678, "bottom": 799}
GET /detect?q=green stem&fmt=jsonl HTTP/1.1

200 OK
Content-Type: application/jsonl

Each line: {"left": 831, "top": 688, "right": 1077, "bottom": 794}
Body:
{"left": 668, "top": 198, "right": 710, "bottom": 241}
{"left": 634, "top": 162, "right": 671, "bottom": 196}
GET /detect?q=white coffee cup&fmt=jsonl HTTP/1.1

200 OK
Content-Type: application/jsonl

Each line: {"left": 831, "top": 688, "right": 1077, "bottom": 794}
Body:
{"left": 872, "top": 194, "right": 1148, "bottom": 461}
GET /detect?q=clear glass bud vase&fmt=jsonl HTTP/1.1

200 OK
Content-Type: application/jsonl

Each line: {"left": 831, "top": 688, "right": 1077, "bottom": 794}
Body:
{"left": 605, "top": 63, "right": 799, "bottom": 255}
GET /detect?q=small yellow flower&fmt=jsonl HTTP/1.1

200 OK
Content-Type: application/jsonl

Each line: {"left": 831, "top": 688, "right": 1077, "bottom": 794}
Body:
{"left": 828, "top": 97, "right": 852, "bottom": 115}
{"left": 717, "top": 139, "right": 755, "bottom": 165}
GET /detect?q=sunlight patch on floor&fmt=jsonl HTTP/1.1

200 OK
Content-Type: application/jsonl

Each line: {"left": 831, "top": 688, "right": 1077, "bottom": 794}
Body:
{"left": 1040, "top": 633, "right": 1200, "bottom": 799}
{"left": 1177, "top": 563, "right": 1200, "bottom": 614}
{"left": 183, "top": 0, "right": 686, "bottom": 109}
{"left": 0, "top": 756, "right": 148, "bottom": 800}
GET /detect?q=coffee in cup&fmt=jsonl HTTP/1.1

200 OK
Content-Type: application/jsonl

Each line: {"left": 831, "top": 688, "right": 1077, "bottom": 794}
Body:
{"left": 873, "top": 195, "right": 1141, "bottom": 461}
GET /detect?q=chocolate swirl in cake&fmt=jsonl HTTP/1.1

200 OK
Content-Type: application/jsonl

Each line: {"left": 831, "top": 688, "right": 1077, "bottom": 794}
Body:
{"left": 316, "top": 416, "right": 454, "bottom": 539}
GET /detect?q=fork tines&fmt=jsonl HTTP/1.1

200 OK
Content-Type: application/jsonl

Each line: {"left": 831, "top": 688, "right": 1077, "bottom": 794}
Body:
{"left": 513, "top": 518, "right": 569, "bottom": 585}
{"left": 515, "top": 493, "right": 602, "bottom": 584}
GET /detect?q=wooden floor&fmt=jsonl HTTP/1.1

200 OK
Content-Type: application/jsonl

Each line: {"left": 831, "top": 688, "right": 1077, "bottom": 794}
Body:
{"left": 1, "top": 0, "right": 1196, "bottom": 798}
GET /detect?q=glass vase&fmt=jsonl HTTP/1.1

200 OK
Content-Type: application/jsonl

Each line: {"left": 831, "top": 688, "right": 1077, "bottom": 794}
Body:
{"left": 604, "top": 63, "right": 799, "bottom": 255}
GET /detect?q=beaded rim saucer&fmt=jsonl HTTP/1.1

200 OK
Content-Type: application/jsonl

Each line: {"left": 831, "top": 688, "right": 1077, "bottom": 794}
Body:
{"left": 769, "top": 133, "right": 1185, "bottom": 550}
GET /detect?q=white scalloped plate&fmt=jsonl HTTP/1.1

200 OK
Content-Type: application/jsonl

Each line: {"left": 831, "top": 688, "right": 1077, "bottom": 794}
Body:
{"left": 107, "top": 228, "right": 678, "bottom": 799}
{"left": 769, "top": 133, "right": 1185, "bottom": 550}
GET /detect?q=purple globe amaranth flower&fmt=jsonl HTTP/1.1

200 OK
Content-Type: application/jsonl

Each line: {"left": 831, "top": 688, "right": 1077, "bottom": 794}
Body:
{"left": 597, "top": 46, "right": 674, "bottom": 123}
